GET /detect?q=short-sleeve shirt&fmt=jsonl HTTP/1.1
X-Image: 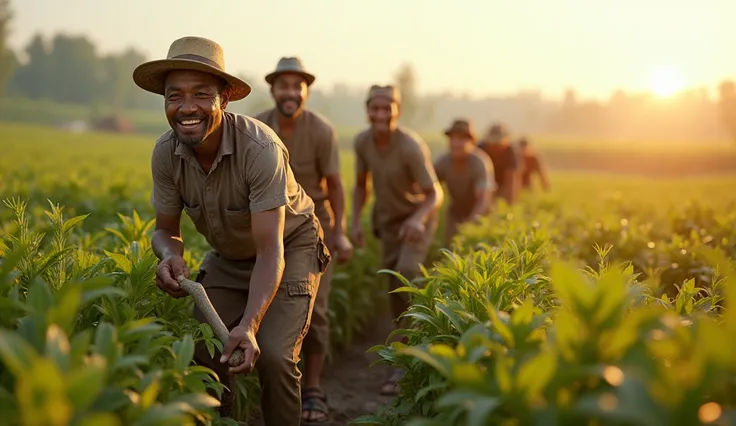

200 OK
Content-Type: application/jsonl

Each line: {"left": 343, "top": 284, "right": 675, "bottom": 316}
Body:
{"left": 354, "top": 126, "right": 438, "bottom": 231}
{"left": 253, "top": 108, "right": 340, "bottom": 208}
{"left": 150, "top": 111, "right": 315, "bottom": 260}
{"left": 434, "top": 148, "right": 495, "bottom": 219}
{"left": 477, "top": 141, "right": 520, "bottom": 189}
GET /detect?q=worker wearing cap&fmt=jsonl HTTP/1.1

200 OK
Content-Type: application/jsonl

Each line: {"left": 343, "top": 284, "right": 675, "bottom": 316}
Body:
{"left": 350, "top": 84, "right": 443, "bottom": 396}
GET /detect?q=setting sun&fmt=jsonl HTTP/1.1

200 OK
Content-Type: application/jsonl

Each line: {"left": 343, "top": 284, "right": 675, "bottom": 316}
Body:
{"left": 651, "top": 67, "right": 684, "bottom": 97}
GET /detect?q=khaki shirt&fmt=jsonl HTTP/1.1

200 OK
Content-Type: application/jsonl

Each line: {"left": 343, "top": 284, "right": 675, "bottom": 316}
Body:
{"left": 150, "top": 111, "right": 315, "bottom": 260}
{"left": 253, "top": 108, "right": 340, "bottom": 224}
{"left": 434, "top": 148, "right": 495, "bottom": 219}
{"left": 354, "top": 126, "right": 438, "bottom": 231}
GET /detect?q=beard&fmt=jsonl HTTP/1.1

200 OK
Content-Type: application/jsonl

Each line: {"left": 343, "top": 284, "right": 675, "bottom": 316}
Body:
{"left": 276, "top": 97, "right": 302, "bottom": 118}
{"left": 172, "top": 115, "right": 212, "bottom": 148}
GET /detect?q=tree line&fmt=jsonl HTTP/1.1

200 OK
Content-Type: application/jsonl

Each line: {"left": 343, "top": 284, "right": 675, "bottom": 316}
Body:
{"left": 1, "top": 0, "right": 736, "bottom": 142}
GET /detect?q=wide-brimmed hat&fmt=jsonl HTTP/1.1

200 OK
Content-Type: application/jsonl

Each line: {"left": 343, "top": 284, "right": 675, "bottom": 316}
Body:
{"left": 132, "top": 36, "right": 251, "bottom": 101}
{"left": 265, "top": 57, "right": 316, "bottom": 86}
{"left": 366, "top": 85, "right": 401, "bottom": 104}
{"left": 444, "top": 119, "right": 476, "bottom": 140}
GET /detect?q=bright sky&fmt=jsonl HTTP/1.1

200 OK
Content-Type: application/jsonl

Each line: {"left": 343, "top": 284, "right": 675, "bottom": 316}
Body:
{"left": 9, "top": 0, "right": 733, "bottom": 101}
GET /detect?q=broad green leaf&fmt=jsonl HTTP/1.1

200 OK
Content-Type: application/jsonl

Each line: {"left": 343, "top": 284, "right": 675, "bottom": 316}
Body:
{"left": 103, "top": 251, "right": 132, "bottom": 273}
{"left": 45, "top": 324, "right": 71, "bottom": 373}
{"left": 93, "top": 322, "right": 118, "bottom": 362}
{"left": 0, "top": 329, "right": 38, "bottom": 374}
{"left": 516, "top": 350, "right": 557, "bottom": 398}
{"left": 66, "top": 354, "right": 107, "bottom": 411}
{"left": 174, "top": 335, "right": 195, "bottom": 372}
{"left": 76, "top": 413, "right": 122, "bottom": 426}
{"left": 61, "top": 214, "right": 89, "bottom": 234}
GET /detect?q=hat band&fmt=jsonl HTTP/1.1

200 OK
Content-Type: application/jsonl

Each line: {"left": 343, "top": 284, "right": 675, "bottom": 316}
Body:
{"left": 171, "top": 54, "right": 224, "bottom": 71}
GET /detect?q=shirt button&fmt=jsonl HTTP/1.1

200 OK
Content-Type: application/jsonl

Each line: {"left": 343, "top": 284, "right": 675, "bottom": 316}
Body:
{"left": 208, "top": 212, "right": 215, "bottom": 218}
{"left": 206, "top": 185, "right": 211, "bottom": 191}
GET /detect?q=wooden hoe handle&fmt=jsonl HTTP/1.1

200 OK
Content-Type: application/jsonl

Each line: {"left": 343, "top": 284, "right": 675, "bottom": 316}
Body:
{"left": 177, "top": 276, "right": 246, "bottom": 368}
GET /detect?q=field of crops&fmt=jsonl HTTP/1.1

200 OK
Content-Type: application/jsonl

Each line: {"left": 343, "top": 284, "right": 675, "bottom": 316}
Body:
{"left": 1, "top": 122, "right": 736, "bottom": 426}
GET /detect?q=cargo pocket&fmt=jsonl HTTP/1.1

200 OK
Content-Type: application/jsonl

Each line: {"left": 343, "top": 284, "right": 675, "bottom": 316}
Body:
{"left": 286, "top": 280, "right": 313, "bottom": 339}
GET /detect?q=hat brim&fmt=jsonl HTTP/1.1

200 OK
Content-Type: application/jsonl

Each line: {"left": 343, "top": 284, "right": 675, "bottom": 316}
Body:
{"left": 265, "top": 70, "right": 316, "bottom": 86}
{"left": 444, "top": 128, "right": 476, "bottom": 140}
{"left": 132, "top": 58, "right": 252, "bottom": 101}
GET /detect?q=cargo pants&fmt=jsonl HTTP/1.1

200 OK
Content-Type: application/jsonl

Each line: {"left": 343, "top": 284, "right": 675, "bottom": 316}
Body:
{"left": 377, "top": 215, "right": 438, "bottom": 325}
{"left": 301, "top": 203, "right": 334, "bottom": 356}
{"left": 192, "top": 215, "right": 331, "bottom": 426}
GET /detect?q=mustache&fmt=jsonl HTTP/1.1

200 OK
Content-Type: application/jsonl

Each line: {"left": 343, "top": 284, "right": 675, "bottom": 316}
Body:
{"left": 278, "top": 97, "right": 301, "bottom": 105}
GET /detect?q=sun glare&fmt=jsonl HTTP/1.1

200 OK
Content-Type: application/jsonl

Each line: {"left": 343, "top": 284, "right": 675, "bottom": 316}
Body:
{"left": 651, "top": 67, "right": 684, "bottom": 98}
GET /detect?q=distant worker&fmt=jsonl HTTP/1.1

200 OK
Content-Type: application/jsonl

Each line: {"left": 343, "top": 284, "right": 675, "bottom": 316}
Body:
{"left": 433, "top": 118, "right": 495, "bottom": 247}
{"left": 350, "top": 85, "right": 443, "bottom": 396}
{"left": 253, "top": 56, "right": 353, "bottom": 425}
{"left": 477, "top": 123, "right": 520, "bottom": 205}
{"left": 518, "top": 137, "right": 551, "bottom": 192}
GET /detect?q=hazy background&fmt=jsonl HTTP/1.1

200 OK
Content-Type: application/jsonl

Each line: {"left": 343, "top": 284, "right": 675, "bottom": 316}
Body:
{"left": 2, "top": 0, "right": 736, "bottom": 145}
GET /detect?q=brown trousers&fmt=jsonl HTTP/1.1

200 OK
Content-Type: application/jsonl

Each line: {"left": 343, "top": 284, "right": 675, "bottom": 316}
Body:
{"left": 301, "top": 203, "right": 334, "bottom": 356}
{"left": 444, "top": 211, "right": 470, "bottom": 248}
{"left": 192, "top": 216, "right": 330, "bottom": 426}
{"left": 377, "top": 216, "right": 438, "bottom": 324}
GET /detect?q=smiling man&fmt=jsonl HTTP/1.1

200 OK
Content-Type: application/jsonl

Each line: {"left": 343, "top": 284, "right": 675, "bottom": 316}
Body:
{"left": 132, "top": 37, "right": 330, "bottom": 426}
{"left": 254, "top": 56, "right": 353, "bottom": 426}
{"left": 351, "top": 85, "right": 443, "bottom": 396}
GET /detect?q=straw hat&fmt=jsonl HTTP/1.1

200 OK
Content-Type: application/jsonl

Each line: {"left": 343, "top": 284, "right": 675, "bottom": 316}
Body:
{"left": 265, "top": 57, "right": 316, "bottom": 86}
{"left": 444, "top": 119, "right": 476, "bottom": 140}
{"left": 366, "top": 85, "right": 401, "bottom": 104}
{"left": 132, "top": 36, "right": 251, "bottom": 101}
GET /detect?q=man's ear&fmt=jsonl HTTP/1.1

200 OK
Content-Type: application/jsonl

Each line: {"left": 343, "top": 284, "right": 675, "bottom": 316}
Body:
{"left": 220, "top": 86, "right": 231, "bottom": 109}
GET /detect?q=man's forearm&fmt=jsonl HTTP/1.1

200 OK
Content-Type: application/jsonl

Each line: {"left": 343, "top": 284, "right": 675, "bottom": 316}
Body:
{"left": 240, "top": 246, "right": 285, "bottom": 332}
{"left": 152, "top": 229, "right": 184, "bottom": 260}
{"left": 327, "top": 180, "right": 347, "bottom": 234}
{"left": 410, "top": 186, "right": 443, "bottom": 224}
{"left": 352, "top": 186, "right": 367, "bottom": 227}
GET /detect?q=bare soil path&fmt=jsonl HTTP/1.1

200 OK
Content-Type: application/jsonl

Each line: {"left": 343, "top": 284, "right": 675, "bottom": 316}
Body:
{"left": 247, "top": 315, "right": 397, "bottom": 425}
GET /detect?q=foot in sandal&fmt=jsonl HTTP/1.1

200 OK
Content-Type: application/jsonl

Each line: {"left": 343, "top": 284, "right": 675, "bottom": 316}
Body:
{"left": 301, "top": 386, "right": 330, "bottom": 425}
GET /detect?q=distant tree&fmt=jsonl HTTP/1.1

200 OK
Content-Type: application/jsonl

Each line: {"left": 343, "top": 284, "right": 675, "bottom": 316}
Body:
{"left": 0, "top": 0, "right": 16, "bottom": 96}
{"left": 47, "top": 34, "right": 103, "bottom": 104}
{"left": 718, "top": 80, "right": 736, "bottom": 142}
{"left": 12, "top": 34, "right": 53, "bottom": 99}
{"left": 393, "top": 62, "right": 419, "bottom": 127}
{"left": 99, "top": 47, "right": 147, "bottom": 111}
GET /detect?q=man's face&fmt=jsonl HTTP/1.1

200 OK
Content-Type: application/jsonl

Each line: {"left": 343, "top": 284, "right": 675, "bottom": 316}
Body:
{"left": 449, "top": 132, "right": 473, "bottom": 159}
{"left": 164, "top": 70, "right": 229, "bottom": 148}
{"left": 271, "top": 74, "right": 308, "bottom": 118}
{"left": 367, "top": 97, "right": 399, "bottom": 133}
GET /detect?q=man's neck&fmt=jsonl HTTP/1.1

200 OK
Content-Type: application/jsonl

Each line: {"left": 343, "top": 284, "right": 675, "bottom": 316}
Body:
{"left": 451, "top": 153, "right": 469, "bottom": 167}
{"left": 193, "top": 125, "right": 224, "bottom": 165}
{"left": 372, "top": 129, "right": 393, "bottom": 147}
{"left": 276, "top": 109, "right": 302, "bottom": 139}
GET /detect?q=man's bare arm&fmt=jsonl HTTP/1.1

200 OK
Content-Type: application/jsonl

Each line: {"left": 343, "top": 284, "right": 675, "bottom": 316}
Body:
{"left": 352, "top": 171, "right": 369, "bottom": 228}
{"left": 408, "top": 182, "right": 444, "bottom": 225}
{"left": 239, "top": 206, "right": 286, "bottom": 333}
{"left": 469, "top": 187, "right": 491, "bottom": 219}
{"left": 325, "top": 174, "right": 347, "bottom": 234}
{"left": 151, "top": 212, "right": 184, "bottom": 260}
